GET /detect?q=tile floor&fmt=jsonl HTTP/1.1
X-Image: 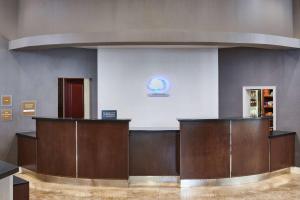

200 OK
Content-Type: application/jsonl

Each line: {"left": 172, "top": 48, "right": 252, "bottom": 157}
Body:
{"left": 17, "top": 172, "right": 300, "bottom": 200}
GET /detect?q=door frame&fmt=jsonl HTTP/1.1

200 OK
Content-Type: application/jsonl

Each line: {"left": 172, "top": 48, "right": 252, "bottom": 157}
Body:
{"left": 58, "top": 77, "right": 91, "bottom": 118}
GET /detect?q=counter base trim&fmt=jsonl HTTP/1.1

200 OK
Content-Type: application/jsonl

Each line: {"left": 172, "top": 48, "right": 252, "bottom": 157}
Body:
{"left": 129, "top": 176, "right": 179, "bottom": 187}
{"left": 20, "top": 168, "right": 128, "bottom": 187}
{"left": 19, "top": 167, "right": 294, "bottom": 187}
{"left": 290, "top": 167, "right": 300, "bottom": 174}
{"left": 181, "top": 168, "right": 290, "bottom": 187}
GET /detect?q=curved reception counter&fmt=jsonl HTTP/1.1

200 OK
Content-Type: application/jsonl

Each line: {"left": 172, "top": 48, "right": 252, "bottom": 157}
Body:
{"left": 0, "top": 160, "right": 19, "bottom": 200}
{"left": 17, "top": 117, "right": 295, "bottom": 187}
{"left": 17, "top": 117, "right": 130, "bottom": 186}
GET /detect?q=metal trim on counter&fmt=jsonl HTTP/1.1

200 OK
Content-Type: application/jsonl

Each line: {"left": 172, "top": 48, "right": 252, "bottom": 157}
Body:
{"left": 20, "top": 168, "right": 128, "bottom": 187}
{"left": 181, "top": 168, "right": 290, "bottom": 187}
{"left": 20, "top": 167, "right": 294, "bottom": 187}
{"left": 129, "top": 176, "right": 179, "bottom": 187}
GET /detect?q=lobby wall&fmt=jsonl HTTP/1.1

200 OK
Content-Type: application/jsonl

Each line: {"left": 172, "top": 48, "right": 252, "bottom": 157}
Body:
{"left": 98, "top": 48, "right": 218, "bottom": 129}
{"left": 0, "top": 0, "right": 18, "bottom": 40}
{"left": 294, "top": 0, "right": 300, "bottom": 38}
{"left": 0, "top": 36, "right": 97, "bottom": 163}
{"left": 219, "top": 47, "right": 300, "bottom": 166}
{"left": 17, "top": 0, "right": 293, "bottom": 38}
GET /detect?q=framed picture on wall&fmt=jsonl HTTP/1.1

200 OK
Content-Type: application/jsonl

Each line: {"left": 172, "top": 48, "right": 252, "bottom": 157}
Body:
{"left": 21, "top": 100, "right": 36, "bottom": 117}
{"left": 1, "top": 109, "right": 12, "bottom": 121}
{"left": 1, "top": 95, "right": 12, "bottom": 106}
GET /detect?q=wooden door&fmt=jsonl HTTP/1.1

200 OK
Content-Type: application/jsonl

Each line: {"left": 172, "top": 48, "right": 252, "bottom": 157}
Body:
{"left": 64, "top": 79, "right": 84, "bottom": 118}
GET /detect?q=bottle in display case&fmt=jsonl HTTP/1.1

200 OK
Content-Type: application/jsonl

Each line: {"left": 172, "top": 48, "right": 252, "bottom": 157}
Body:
{"left": 244, "top": 87, "right": 275, "bottom": 131}
{"left": 262, "top": 89, "right": 273, "bottom": 131}
{"left": 248, "top": 89, "right": 261, "bottom": 118}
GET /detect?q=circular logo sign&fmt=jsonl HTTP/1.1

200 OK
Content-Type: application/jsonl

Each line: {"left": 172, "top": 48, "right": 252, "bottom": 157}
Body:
{"left": 147, "top": 77, "right": 170, "bottom": 96}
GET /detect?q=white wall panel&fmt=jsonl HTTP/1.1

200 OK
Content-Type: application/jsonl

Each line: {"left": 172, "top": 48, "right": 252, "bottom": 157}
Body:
{"left": 98, "top": 48, "right": 218, "bottom": 128}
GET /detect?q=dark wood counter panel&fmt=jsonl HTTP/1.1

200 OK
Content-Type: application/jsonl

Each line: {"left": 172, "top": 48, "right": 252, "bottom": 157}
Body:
{"left": 37, "top": 120, "right": 76, "bottom": 177}
{"left": 179, "top": 118, "right": 271, "bottom": 179}
{"left": 17, "top": 117, "right": 295, "bottom": 182}
{"left": 18, "top": 117, "right": 131, "bottom": 180}
{"left": 231, "top": 119, "right": 270, "bottom": 177}
{"left": 13, "top": 176, "right": 29, "bottom": 200}
{"left": 180, "top": 120, "right": 230, "bottom": 179}
{"left": 77, "top": 120, "right": 129, "bottom": 179}
{"left": 17, "top": 132, "right": 37, "bottom": 172}
{"left": 129, "top": 130, "right": 179, "bottom": 176}
{"left": 270, "top": 131, "right": 295, "bottom": 171}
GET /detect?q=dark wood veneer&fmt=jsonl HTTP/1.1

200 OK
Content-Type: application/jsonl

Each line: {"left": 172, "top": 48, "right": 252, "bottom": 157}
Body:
{"left": 231, "top": 119, "right": 270, "bottom": 177}
{"left": 129, "top": 131, "right": 179, "bottom": 176}
{"left": 17, "top": 136, "right": 37, "bottom": 172}
{"left": 36, "top": 120, "right": 76, "bottom": 177}
{"left": 180, "top": 121, "right": 230, "bottom": 179}
{"left": 13, "top": 184, "right": 29, "bottom": 200}
{"left": 77, "top": 121, "right": 129, "bottom": 179}
{"left": 270, "top": 135, "right": 295, "bottom": 171}
{"left": 18, "top": 117, "right": 295, "bottom": 181}
{"left": 13, "top": 177, "right": 29, "bottom": 200}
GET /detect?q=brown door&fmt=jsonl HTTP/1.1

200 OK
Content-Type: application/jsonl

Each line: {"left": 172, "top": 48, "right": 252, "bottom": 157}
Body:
{"left": 64, "top": 79, "right": 84, "bottom": 118}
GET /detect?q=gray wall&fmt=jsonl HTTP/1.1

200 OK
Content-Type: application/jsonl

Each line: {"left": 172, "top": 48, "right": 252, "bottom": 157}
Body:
{"left": 0, "top": 36, "right": 97, "bottom": 163}
{"left": 294, "top": 0, "right": 300, "bottom": 37}
{"left": 17, "top": 0, "right": 293, "bottom": 38}
{"left": 0, "top": 0, "right": 18, "bottom": 39}
{"left": 219, "top": 47, "right": 300, "bottom": 166}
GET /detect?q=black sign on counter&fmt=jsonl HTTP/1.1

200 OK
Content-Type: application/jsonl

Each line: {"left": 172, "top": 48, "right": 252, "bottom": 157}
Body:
{"left": 102, "top": 110, "right": 117, "bottom": 120}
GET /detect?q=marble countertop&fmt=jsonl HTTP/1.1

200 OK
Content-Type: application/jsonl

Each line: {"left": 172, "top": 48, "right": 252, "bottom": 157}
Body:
{"left": 269, "top": 131, "right": 296, "bottom": 138}
{"left": 16, "top": 131, "right": 36, "bottom": 138}
{"left": 0, "top": 160, "right": 19, "bottom": 180}
{"left": 33, "top": 117, "right": 131, "bottom": 122}
{"left": 178, "top": 116, "right": 271, "bottom": 122}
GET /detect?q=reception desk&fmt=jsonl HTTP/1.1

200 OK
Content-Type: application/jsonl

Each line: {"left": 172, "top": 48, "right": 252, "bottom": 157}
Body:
{"left": 17, "top": 117, "right": 130, "bottom": 181}
{"left": 179, "top": 118, "right": 270, "bottom": 180}
{"left": 17, "top": 117, "right": 295, "bottom": 186}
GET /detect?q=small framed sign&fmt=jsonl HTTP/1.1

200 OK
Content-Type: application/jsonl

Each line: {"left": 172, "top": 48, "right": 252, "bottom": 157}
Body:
{"left": 1, "top": 95, "right": 12, "bottom": 106}
{"left": 102, "top": 110, "right": 117, "bottom": 120}
{"left": 1, "top": 109, "right": 12, "bottom": 121}
{"left": 21, "top": 101, "right": 36, "bottom": 117}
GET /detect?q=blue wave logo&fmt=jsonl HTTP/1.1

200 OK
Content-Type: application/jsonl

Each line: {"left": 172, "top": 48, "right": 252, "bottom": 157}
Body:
{"left": 147, "top": 77, "right": 170, "bottom": 97}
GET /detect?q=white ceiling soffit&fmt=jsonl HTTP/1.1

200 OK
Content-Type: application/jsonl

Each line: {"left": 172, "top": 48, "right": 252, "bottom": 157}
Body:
{"left": 9, "top": 31, "right": 300, "bottom": 50}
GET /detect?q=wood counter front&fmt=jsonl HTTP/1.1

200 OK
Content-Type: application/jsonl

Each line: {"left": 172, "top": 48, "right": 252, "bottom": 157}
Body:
{"left": 17, "top": 117, "right": 295, "bottom": 182}
{"left": 231, "top": 119, "right": 270, "bottom": 177}
{"left": 179, "top": 118, "right": 270, "bottom": 180}
{"left": 36, "top": 120, "right": 76, "bottom": 177}
{"left": 77, "top": 121, "right": 129, "bottom": 179}
{"left": 33, "top": 118, "right": 130, "bottom": 179}
{"left": 180, "top": 120, "right": 230, "bottom": 179}
{"left": 270, "top": 132, "right": 295, "bottom": 171}
{"left": 129, "top": 130, "right": 179, "bottom": 176}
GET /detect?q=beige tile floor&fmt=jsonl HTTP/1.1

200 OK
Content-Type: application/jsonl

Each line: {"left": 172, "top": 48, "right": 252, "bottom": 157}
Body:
{"left": 17, "top": 173, "right": 300, "bottom": 200}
